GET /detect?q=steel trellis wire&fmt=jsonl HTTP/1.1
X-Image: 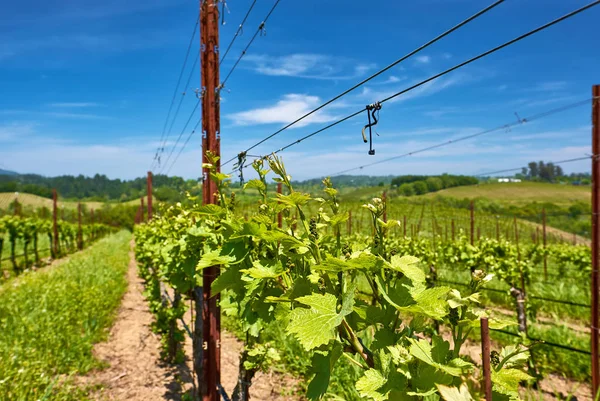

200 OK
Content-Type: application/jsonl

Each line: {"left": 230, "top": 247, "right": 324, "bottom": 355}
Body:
{"left": 152, "top": 19, "right": 200, "bottom": 171}
{"left": 221, "top": 0, "right": 507, "bottom": 167}
{"left": 230, "top": 2, "right": 600, "bottom": 173}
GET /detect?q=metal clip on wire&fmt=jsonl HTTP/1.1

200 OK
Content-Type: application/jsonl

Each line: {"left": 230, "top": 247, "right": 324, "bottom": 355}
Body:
{"left": 236, "top": 151, "right": 247, "bottom": 185}
{"left": 220, "top": 0, "right": 230, "bottom": 25}
{"left": 361, "top": 102, "right": 382, "bottom": 155}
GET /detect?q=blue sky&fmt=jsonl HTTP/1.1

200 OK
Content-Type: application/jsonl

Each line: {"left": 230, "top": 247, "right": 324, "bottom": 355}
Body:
{"left": 1, "top": 0, "right": 598, "bottom": 180}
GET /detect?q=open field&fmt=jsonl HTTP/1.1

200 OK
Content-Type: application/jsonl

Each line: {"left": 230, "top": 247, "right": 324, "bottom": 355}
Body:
{"left": 423, "top": 181, "right": 590, "bottom": 206}
{"left": 0, "top": 192, "right": 155, "bottom": 211}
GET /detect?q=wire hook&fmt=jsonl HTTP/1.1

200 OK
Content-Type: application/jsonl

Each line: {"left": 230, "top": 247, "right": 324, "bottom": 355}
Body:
{"left": 235, "top": 151, "right": 247, "bottom": 185}
{"left": 361, "top": 102, "right": 382, "bottom": 155}
{"left": 220, "top": 0, "right": 230, "bottom": 25}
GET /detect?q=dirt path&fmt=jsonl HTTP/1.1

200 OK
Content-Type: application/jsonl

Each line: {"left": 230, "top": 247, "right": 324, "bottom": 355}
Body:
{"left": 522, "top": 219, "right": 590, "bottom": 246}
{"left": 84, "top": 242, "right": 301, "bottom": 401}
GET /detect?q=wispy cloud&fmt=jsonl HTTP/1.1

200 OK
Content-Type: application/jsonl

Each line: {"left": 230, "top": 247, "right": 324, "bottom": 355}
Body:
{"left": 414, "top": 55, "right": 431, "bottom": 64}
{"left": 530, "top": 81, "right": 568, "bottom": 92}
{"left": 360, "top": 74, "right": 464, "bottom": 104}
{"left": 227, "top": 94, "right": 339, "bottom": 127}
{"left": 44, "top": 112, "right": 108, "bottom": 119}
{"left": 47, "top": 102, "right": 101, "bottom": 108}
{"left": 1, "top": 0, "right": 188, "bottom": 27}
{"left": 1, "top": 32, "right": 174, "bottom": 61}
{"left": 243, "top": 54, "right": 376, "bottom": 80}
{"left": 0, "top": 122, "right": 36, "bottom": 142}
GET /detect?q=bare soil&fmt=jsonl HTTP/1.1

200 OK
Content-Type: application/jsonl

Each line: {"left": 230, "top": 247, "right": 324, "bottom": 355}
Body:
{"left": 83, "top": 242, "right": 301, "bottom": 401}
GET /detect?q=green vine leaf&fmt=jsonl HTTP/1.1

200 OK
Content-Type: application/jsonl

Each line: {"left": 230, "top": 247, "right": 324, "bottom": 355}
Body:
{"left": 355, "top": 369, "right": 387, "bottom": 401}
{"left": 287, "top": 293, "right": 353, "bottom": 350}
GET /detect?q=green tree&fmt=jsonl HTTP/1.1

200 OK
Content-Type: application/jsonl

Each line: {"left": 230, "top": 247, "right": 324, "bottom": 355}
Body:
{"left": 398, "top": 183, "right": 415, "bottom": 196}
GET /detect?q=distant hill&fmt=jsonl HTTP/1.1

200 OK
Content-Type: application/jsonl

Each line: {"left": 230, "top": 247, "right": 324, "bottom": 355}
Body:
{"left": 0, "top": 172, "right": 198, "bottom": 202}
{"left": 296, "top": 174, "right": 395, "bottom": 187}
{"left": 0, "top": 168, "right": 18, "bottom": 176}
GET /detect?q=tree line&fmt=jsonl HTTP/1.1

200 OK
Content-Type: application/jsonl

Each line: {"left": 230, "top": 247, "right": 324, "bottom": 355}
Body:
{"left": 392, "top": 174, "right": 479, "bottom": 196}
{"left": 0, "top": 173, "right": 200, "bottom": 202}
{"left": 518, "top": 161, "right": 590, "bottom": 184}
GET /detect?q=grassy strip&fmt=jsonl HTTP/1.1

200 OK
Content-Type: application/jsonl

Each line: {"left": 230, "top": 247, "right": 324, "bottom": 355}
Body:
{"left": 0, "top": 230, "right": 131, "bottom": 401}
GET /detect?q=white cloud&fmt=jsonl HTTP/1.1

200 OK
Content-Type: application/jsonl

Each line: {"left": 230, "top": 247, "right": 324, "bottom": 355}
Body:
{"left": 227, "top": 94, "right": 339, "bottom": 127}
{"left": 414, "top": 55, "right": 431, "bottom": 64}
{"left": 243, "top": 54, "right": 375, "bottom": 80}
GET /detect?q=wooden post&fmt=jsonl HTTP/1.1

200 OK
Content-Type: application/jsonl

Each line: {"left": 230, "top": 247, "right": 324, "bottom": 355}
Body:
{"left": 200, "top": 1, "right": 221, "bottom": 398}
{"left": 514, "top": 217, "right": 520, "bottom": 261}
{"left": 277, "top": 182, "right": 283, "bottom": 228}
{"left": 480, "top": 318, "right": 492, "bottom": 401}
{"left": 348, "top": 210, "right": 352, "bottom": 235}
{"left": 470, "top": 200, "right": 475, "bottom": 245}
{"left": 590, "top": 84, "right": 600, "bottom": 397}
{"left": 91, "top": 209, "right": 95, "bottom": 240}
{"left": 542, "top": 208, "right": 547, "bottom": 280}
{"left": 382, "top": 191, "right": 387, "bottom": 223}
{"left": 52, "top": 189, "right": 58, "bottom": 258}
{"left": 77, "top": 202, "right": 83, "bottom": 250}
{"left": 147, "top": 172, "right": 153, "bottom": 221}
{"left": 496, "top": 217, "right": 500, "bottom": 241}
{"left": 451, "top": 219, "right": 455, "bottom": 241}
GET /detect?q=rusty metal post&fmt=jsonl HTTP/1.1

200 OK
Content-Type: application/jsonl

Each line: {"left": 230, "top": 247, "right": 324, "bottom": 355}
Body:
{"left": 451, "top": 219, "right": 455, "bottom": 242}
{"left": 591, "top": 84, "right": 600, "bottom": 398}
{"left": 480, "top": 317, "right": 492, "bottom": 401}
{"left": 382, "top": 191, "right": 387, "bottom": 223}
{"left": 348, "top": 210, "right": 352, "bottom": 235}
{"left": 147, "top": 171, "right": 153, "bottom": 221}
{"left": 542, "top": 208, "right": 547, "bottom": 280}
{"left": 277, "top": 182, "right": 283, "bottom": 228}
{"left": 77, "top": 202, "right": 83, "bottom": 250}
{"left": 141, "top": 197, "right": 145, "bottom": 222}
{"left": 496, "top": 216, "right": 500, "bottom": 241}
{"left": 514, "top": 217, "right": 521, "bottom": 261}
{"left": 200, "top": 1, "right": 221, "bottom": 399}
{"left": 90, "top": 208, "right": 95, "bottom": 240}
{"left": 470, "top": 200, "right": 475, "bottom": 245}
{"left": 52, "top": 189, "right": 58, "bottom": 258}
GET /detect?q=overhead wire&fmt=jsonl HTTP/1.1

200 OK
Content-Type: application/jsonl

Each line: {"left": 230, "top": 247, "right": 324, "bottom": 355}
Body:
{"left": 228, "top": 0, "right": 600, "bottom": 173}
{"left": 476, "top": 156, "right": 592, "bottom": 177}
{"left": 159, "top": 99, "right": 201, "bottom": 175}
{"left": 165, "top": 119, "right": 203, "bottom": 176}
{"left": 328, "top": 98, "right": 592, "bottom": 176}
{"left": 221, "top": 0, "right": 507, "bottom": 167}
{"left": 220, "top": 0, "right": 259, "bottom": 66}
{"left": 163, "top": 52, "right": 200, "bottom": 152}
{"left": 152, "top": 18, "right": 200, "bottom": 171}
{"left": 220, "top": 0, "right": 282, "bottom": 88}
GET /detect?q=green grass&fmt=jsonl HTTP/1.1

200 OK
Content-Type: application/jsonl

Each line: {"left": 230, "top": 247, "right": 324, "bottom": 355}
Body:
{"left": 0, "top": 192, "right": 156, "bottom": 211}
{"left": 422, "top": 181, "right": 589, "bottom": 206}
{"left": 0, "top": 231, "right": 131, "bottom": 401}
